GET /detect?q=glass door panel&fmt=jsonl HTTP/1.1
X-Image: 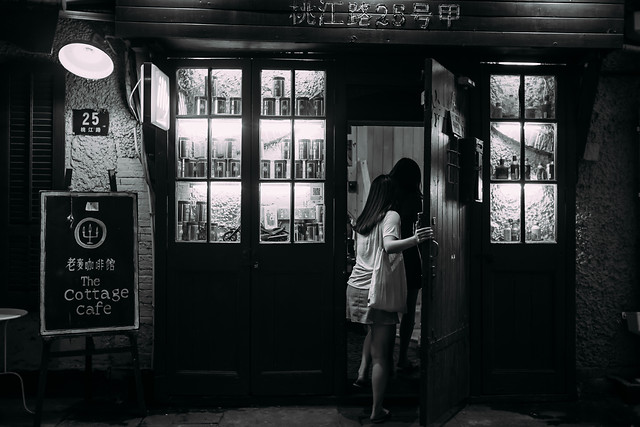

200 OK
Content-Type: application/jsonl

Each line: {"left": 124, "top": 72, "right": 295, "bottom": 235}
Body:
{"left": 261, "top": 70, "right": 292, "bottom": 116}
{"left": 176, "top": 182, "right": 208, "bottom": 242}
{"left": 490, "top": 74, "right": 519, "bottom": 119}
{"left": 490, "top": 122, "right": 520, "bottom": 180}
{"left": 294, "top": 183, "right": 325, "bottom": 242}
{"left": 295, "top": 70, "right": 325, "bottom": 117}
{"left": 177, "top": 68, "right": 208, "bottom": 116}
{"left": 490, "top": 183, "right": 521, "bottom": 243}
{"left": 210, "top": 182, "right": 241, "bottom": 242}
{"left": 177, "top": 119, "right": 208, "bottom": 179}
{"left": 294, "top": 120, "right": 325, "bottom": 180}
{"left": 211, "top": 118, "right": 242, "bottom": 179}
{"left": 524, "top": 123, "right": 556, "bottom": 181}
{"left": 259, "top": 183, "right": 291, "bottom": 243}
{"left": 524, "top": 184, "right": 557, "bottom": 243}
{"left": 260, "top": 119, "right": 292, "bottom": 180}
{"left": 489, "top": 72, "right": 558, "bottom": 245}
{"left": 524, "top": 75, "right": 555, "bottom": 119}
{"left": 175, "top": 67, "right": 243, "bottom": 243}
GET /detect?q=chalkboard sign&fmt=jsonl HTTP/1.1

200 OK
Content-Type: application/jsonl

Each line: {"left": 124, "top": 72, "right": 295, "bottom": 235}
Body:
{"left": 40, "top": 192, "right": 139, "bottom": 336}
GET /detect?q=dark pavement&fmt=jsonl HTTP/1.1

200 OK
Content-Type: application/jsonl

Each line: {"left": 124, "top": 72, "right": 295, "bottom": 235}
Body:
{"left": 1, "top": 395, "right": 639, "bottom": 427}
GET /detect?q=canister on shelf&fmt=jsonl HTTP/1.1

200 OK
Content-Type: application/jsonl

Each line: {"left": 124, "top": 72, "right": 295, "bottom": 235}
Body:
{"left": 263, "top": 97, "right": 276, "bottom": 115}
{"left": 188, "top": 222, "right": 199, "bottom": 241}
{"left": 178, "top": 201, "right": 191, "bottom": 223}
{"left": 195, "top": 96, "right": 207, "bottom": 115}
{"left": 196, "top": 201, "right": 207, "bottom": 222}
{"left": 261, "top": 160, "right": 271, "bottom": 178}
{"left": 298, "top": 139, "right": 309, "bottom": 160}
{"left": 195, "top": 160, "right": 207, "bottom": 177}
{"left": 224, "top": 138, "right": 236, "bottom": 158}
{"left": 306, "top": 161, "right": 318, "bottom": 179}
{"left": 214, "top": 159, "right": 227, "bottom": 177}
{"left": 274, "top": 160, "right": 287, "bottom": 178}
{"left": 228, "top": 159, "right": 241, "bottom": 177}
{"left": 310, "top": 139, "right": 322, "bottom": 160}
{"left": 273, "top": 76, "right": 285, "bottom": 98}
{"left": 179, "top": 137, "right": 192, "bottom": 158}
{"left": 230, "top": 97, "right": 242, "bottom": 115}
{"left": 279, "top": 97, "right": 291, "bottom": 115}
{"left": 296, "top": 97, "right": 309, "bottom": 116}
{"left": 312, "top": 97, "right": 324, "bottom": 116}
{"left": 214, "top": 138, "right": 225, "bottom": 158}
{"left": 214, "top": 97, "right": 227, "bottom": 114}
{"left": 295, "top": 160, "right": 305, "bottom": 178}
{"left": 184, "top": 159, "right": 196, "bottom": 177}
{"left": 193, "top": 141, "right": 206, "bottom": 158}
{"left": 281, "top": 138, "right": 291, "bottom": 159}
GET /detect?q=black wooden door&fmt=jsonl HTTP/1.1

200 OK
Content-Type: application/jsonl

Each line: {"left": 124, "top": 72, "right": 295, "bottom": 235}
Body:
{"left": 420, "top": 59, "right": 470, "bottom": 426}
{"left": 478, "top": 66, "right": 572, "bottom": 396}
{"left": 161, "top": 59, "right": 335, "bottom": 397}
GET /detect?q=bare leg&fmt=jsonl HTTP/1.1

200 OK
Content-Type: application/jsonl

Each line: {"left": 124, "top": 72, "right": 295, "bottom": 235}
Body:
{"left": 370, "top": 323, "right": 395, "bottom": 420}
{"left": 356, "top": 326, "right": 371, "bottom": 383}
{"left": 398, "top": 287, "right": 420, "bottom": 369}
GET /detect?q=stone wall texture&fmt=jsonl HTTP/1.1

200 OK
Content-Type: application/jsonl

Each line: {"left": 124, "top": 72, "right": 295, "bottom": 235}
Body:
{"left": 575, "top": 49, "right": 640, "bottom": 390}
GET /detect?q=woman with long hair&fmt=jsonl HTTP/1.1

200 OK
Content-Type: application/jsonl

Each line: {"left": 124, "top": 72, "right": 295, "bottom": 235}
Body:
{"left": 389, "top": 157, "right": 424, "bottom": 371}
{"left": 346, "top": 174, "right": 433, "bottom": 423}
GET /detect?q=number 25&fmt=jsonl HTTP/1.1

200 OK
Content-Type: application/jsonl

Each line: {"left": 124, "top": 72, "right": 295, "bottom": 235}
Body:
{"left": 82, "top": 111, "right": 100, "bottom": 126}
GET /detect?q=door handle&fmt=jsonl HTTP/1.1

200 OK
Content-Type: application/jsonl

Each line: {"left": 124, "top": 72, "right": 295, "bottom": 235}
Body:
{"left": 429, "top": 240, "right": 439, "bottom": 258}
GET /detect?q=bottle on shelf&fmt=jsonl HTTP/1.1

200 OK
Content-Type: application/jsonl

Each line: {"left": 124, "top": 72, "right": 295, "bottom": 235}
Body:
{"left": 547, "top": 159, "right": 555, "bottom": 180}
{"left": 510, "top": 154, "right": 520, "bottom": 180}
{"left": 511, "top": 221, "right": 519, "bottom": 242}
{"left": 524, "top": 158, "right": 531, "bottom": 180}
{"left": 536, "top": 163, "right": 547, "bottom": 180}
{"left": 495, "top": 158, "right": 509, "bottom": 180}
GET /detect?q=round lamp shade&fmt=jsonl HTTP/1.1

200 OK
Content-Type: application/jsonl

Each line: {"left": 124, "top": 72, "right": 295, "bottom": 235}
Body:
{"left": 58, "top": 42, "right": 114, "bottom": 80}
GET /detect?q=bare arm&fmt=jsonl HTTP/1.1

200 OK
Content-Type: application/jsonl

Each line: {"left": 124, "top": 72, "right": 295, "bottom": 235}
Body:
{"left": 383, "top": 226, "right": 434, "bottom": 254}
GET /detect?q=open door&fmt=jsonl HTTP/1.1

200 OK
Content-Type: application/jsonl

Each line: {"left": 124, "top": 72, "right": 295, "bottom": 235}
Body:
{"left": 420, "top": 59, "right": 471, "bottom": 426}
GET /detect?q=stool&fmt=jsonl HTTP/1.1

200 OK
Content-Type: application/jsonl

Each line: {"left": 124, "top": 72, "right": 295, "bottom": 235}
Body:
{"left": 0, "top": 308, "right": 33, "bottom": 413}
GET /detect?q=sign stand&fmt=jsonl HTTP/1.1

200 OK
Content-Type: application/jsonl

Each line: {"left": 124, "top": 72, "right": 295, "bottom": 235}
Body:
{"left": 33, "top": 330, "right": 146, "bottom": 427}
{"left": 36, "top": 192, "right": 144, "bottom": 426}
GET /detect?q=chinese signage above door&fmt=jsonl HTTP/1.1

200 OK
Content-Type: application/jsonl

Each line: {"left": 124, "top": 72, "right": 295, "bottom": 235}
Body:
{"left": 290, "top": 2, "right": 460, "bottom": 29}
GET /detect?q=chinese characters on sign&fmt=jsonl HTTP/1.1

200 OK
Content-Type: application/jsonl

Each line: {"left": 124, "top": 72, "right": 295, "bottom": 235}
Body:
{"left": 290, "top": 2, "right": 460, "bottom": 29}
{"left": 41, "top": 192, "right": 138, "bottom": 335}
{"left": 72, "top": 109, "right": 110, "bottom": 135}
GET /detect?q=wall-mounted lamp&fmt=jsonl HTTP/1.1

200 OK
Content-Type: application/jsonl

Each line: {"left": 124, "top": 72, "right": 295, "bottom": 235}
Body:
{"left": 58, "top": 35, "right": 114, "bottom": 80}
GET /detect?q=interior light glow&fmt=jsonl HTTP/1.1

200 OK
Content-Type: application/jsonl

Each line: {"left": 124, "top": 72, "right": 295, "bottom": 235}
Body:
{"left": 58, "top": 42, "right": 114, "bottom": 80}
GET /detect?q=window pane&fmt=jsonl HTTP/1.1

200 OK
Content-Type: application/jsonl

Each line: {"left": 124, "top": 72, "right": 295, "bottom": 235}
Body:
{"left": 490, "top": 183, "right": 521, "bottom": 243}
{"left": 490, "top": 75, "right": 520, "bottom": 119}
{"left": 294, "top": 183, "right": 325, "bottom": 242}
{"left": 211, "top": 69, "right": 242, "bottom": 115}
{"left": 260, "top": 183, "right": 291, "bottom": 243}
{"left": 524, "top": 123, "right": 556, "bottom": 181}
{"left": 177, "top": 69, "right": 208, "bottom": 116}
{"left": 525, "top": 184, "right": 556, "bottom": 243}
{"left": 260, "top": 119, "right": 292, "bottom": 180}
{"left": 490, "top": 122, "right": 521, "bottom": 180}
{"left": 261, "top": 70, "right": 292, "bottom": 117}
{"left": 210, "top": 182, "right": 241, "bottom": 242}
{"left": 294, "top": 120, "right": 325, "bottom": 179}
{"left": 177, "top": 119, "right": 208, "bottom": 178}
{"left": 295, "top": 70, "right": 325, "bottom": 117}
{"left": 524, "top": 75, "right": 555, "bottom": 119}
{"left": 211, "top": 118, "right": 242, "bottom": 179}
{"left": 176, "top": 182, "right": 208, "bottom": 242}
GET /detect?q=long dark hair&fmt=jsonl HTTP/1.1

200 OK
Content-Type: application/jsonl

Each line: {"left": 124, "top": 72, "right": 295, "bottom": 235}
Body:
{"left": 390, "top": 158, "right": 423, "bottom": 237}
{"left": 390, "top": 157, "right": 422, "bottom": 198}
{"left": 354, "top": 174, "right": 395, "bottom": 236}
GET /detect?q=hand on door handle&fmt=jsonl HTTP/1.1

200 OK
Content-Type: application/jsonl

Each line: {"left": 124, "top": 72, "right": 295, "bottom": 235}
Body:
{"left": 253, "top": 262, "right": 259, "bottom": 269}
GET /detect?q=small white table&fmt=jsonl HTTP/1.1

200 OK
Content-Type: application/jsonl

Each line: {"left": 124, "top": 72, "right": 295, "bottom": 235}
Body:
{"left": 0, "top": 308, "right": 33, "bottom": 413}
